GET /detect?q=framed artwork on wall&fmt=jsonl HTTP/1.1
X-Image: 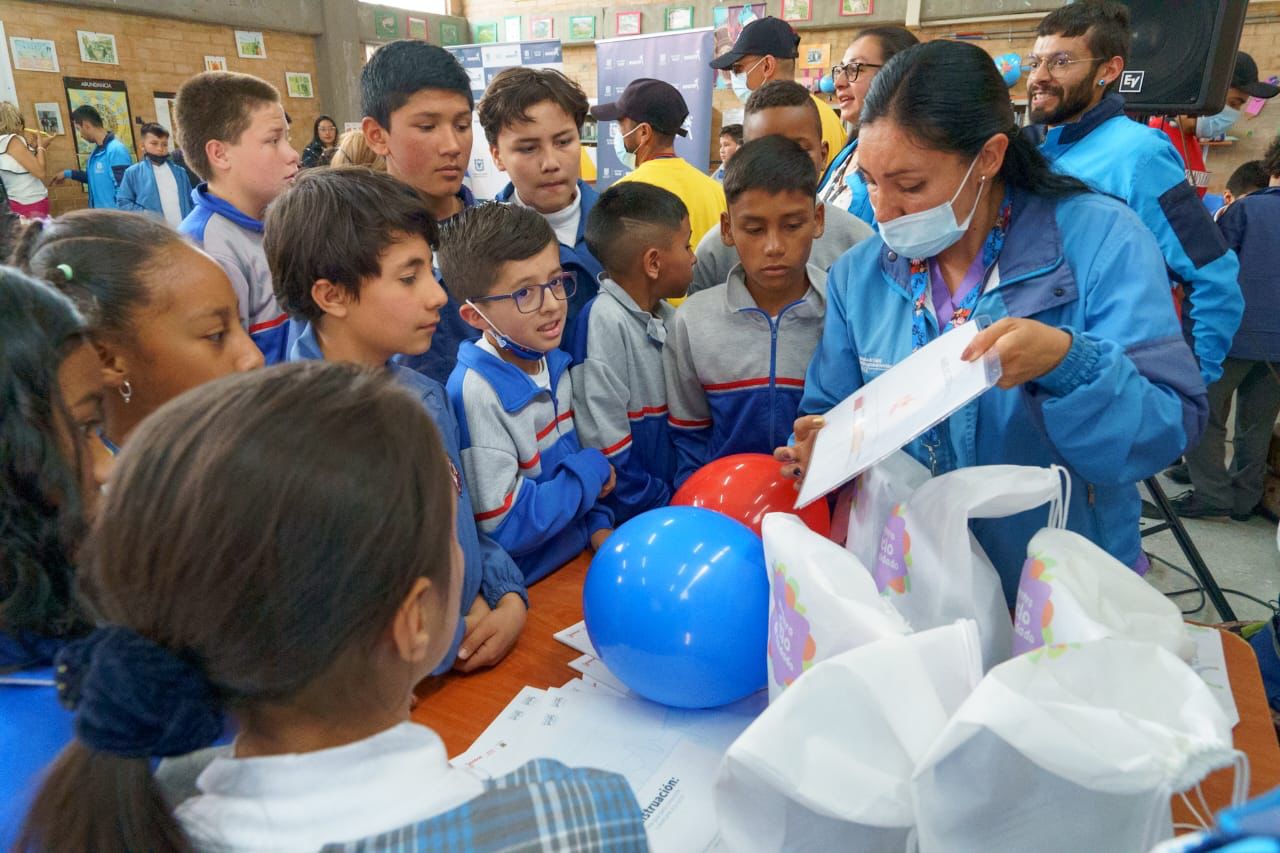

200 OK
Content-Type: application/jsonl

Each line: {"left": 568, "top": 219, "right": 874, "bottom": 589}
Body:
{"left": 235, "top": 31, "right": 267, "bottom": 58}
{"left": 568, "top": 15, "right": 597, "bottom": 42}
{"left": 665, "top": 6, "right": 694, "bottom": 30}
{"left": 839, "top": 0, "right": 873, "bottom": 16}
{"left": 504, "top": 16, "right": 522, "bottom": 42}
{"left": 440, "top": 21, "right": 463, "bottom": 45}
{"left": 408, "top": 17, "right": 428, "bottom": 40}
{"left": 9, "top": 37, "right": 58, "bottom": 73}
{"left": 782, "top": 0, "right": 812, "bottom": 22}
{"left": 531, "top": 16, "right": 554, "bottom": 39}
{"left": 285, "top": 71, "right": 314, "bottom": 98}
{"left": 76, "top": 31, "right": 118, "bottom": 65}
{"left": 616, "top": 11, "right": 642, "bottom": 35}
{"left": 473, "top": 21, "right": 499, "bottom": 43}
{"left": 204, "top": 55, "right": 227, "bottom": 72}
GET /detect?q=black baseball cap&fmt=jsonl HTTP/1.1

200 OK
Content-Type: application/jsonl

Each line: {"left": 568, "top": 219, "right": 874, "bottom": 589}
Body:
{"left": 591, "top": 78, "right": 690, "bottom": 136}
{"left": 710, "top": 16, "right": 800, "bottom": 70}
{"left": 1232, "top": 52, "right": 1279, "bottom": 99}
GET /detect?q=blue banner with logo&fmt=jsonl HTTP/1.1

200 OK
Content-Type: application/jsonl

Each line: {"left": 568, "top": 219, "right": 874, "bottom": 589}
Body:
{"left": 595, "top": 29, "right": 716, "bottom": 189}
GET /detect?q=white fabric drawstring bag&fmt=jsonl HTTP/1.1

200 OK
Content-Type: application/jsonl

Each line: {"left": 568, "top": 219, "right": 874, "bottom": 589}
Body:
{"left": 763, "top": 513, "right": 909, "bottom": 701}
{"left": 716, "top": 621, "right": 983, "bottom": 853}
{"left": 911, "top": 638, "right": 1245, "bottom": 853}
{"left": 842, "top": 451, "right": 931, "bottom": 570}
{"left": 873, "top": 465, "right": 1070, "bottom": 671}
{"left": 1012, "top": 527, "right": 1193, "bottom": 660}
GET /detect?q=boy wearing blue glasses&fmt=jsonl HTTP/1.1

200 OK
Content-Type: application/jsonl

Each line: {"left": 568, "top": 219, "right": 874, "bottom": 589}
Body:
{"left": 444, "top": 203, "right": 615, "bottom": 584}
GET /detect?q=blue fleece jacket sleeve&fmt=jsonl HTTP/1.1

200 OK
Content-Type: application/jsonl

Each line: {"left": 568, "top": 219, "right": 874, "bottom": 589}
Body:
{"left": 106, "top": 144, "right": 133, "bottom": 188}
{"left": 1026, "top": 214, "right": 1209, "bottom": 486}
{"left": 477, "top": 529, "right": 528, "bottom": 609}
{"left": 799, "top": 249, "right": 868, "bottom": 417}
{"left": 1128, "top": 143, "right": 1242, "bottom": 386}
{"left": 115, "top": 165, "right": 145, "bottom": 211}
{"left": 487, "top": 446, "right": 612, "bottom": 557}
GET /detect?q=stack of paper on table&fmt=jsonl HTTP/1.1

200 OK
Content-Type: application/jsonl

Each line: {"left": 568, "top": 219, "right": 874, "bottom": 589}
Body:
{"left": 453, "top": 622, "right": 765, "bottom": 851}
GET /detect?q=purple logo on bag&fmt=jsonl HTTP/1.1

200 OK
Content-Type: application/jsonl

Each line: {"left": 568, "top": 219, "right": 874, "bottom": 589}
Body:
{"left": 769, "top": 564, "right": 816, "bottom": 689}
{"left": 873, "top": 504, "right": 911, "bottom": 595}
{"left": 1012, "top": 554, "right": 1055, "bottom": 655}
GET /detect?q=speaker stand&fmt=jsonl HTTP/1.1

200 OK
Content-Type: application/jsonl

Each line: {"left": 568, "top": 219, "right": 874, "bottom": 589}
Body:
{"left": 1142, "top": 477, "right": 1236, "bottom": 622}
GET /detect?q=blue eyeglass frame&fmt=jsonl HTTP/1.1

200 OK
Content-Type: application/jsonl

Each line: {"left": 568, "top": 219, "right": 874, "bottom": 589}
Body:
{"left": 470, "top": 271, "right": 578, "bottom": 314}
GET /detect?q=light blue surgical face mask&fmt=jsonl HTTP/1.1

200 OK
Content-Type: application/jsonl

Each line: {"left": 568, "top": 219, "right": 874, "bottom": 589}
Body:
{"left": 1196, "top": 106, "right": 1240, "bottom": 140}
{"left": 465, "top": 300, "right": 545, "bottom": 361}
{"left": 877, "top": 154, "right": 986, "bottom": 260}
{"left": 731, "top": 57, "right": 767, "bottom": 104}
{"left": 612, "top": 123, "right": 641, "bottom": 170}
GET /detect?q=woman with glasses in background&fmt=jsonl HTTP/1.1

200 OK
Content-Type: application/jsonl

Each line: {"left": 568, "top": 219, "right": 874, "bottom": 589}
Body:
{"left": 819, "top": 26, "right": 919, "bottom": 227}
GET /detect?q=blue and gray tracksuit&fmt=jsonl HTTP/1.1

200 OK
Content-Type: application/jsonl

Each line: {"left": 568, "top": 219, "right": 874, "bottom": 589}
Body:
{"left": 1029, "top": 93, "right": 1243, "bottom": 386}
{"left": 179, "top": 185, "right": 292, "bottom": 364}
{"left": 569, "top": 278, "right": 676, "bottom": 523}
{"left": 62, "top": 131, "right": 133, "bottom": 208}
{"left": 802, "top": 186, "right": 1208, "bottom": 599}
{"left": 665, "top": 264, "right": 827, "bottom": 486}
{"left": 288, "top": 323, "right": 527, "bottom": 671}
{"left": 495, "top": 180, "right": 606, "bottom": 349}
{"left": 448, "top": 342, "right": 614, "bottom": 584}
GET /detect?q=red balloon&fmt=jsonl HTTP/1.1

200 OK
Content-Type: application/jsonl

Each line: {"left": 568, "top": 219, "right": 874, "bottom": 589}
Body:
{"left": 671, "top": 453, "right": 831, "bottom": 538}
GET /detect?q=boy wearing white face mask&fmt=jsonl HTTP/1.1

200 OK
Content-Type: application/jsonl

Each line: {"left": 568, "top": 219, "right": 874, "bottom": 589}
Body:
{"left": 591, "top": 79, "right": 726, "bottom": 276}
{"left": 710, "top": 16, "right": 845, "bottom": 167}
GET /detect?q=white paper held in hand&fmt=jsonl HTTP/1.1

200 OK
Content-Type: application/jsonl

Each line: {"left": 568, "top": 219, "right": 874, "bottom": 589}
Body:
{"left": 795, "top": 320, "right": 1001, "bottom": 509}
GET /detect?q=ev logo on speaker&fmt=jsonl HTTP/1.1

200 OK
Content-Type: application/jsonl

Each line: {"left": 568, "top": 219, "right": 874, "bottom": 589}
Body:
{"left": 1118, "top": 70, "right": 1145, "bottom": 93}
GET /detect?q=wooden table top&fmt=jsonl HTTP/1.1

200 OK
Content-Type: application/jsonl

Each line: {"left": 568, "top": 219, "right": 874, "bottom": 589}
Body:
{"left": 413, "top": 551, "right": 1280, "bottom": 820}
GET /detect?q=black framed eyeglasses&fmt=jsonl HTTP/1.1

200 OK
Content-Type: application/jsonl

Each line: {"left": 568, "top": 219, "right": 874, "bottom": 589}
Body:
{"left": 1023, "top": 53, "right": 1104, "bottom": 77}
{"left": 471, "top": 272, "right": 577, "bottom": 314}
{"left": 831, "top": 61, "right": 882, "bottom": 82}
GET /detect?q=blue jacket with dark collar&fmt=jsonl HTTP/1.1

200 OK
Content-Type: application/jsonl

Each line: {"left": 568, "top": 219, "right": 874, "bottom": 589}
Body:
{"left": 116, "top": 158, "right": 195, "bottom": 219}
{"left": 803, "top": 186, "right": 1208, "bottom": 600}
{"left": 1028, "top": 93, "right": 1243, "bottom": 386}
{"left": 1216, "top": 185, "right": 1280, "bottom": 362}
{"left": 818, "top": 139, "right": 875, "bottom": 228}
{"left": 63, "top": 131, "right": 133, "bottom": 208}
{"left": 495, "top": 180, "right": 605, "bottom": 350}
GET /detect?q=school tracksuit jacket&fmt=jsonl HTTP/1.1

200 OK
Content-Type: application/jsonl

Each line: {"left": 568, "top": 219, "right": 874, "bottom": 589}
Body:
{"left": 1028, "top": 93, "right": 1243, "bottom": 386}
{"left": 448, "top": 341, "right": 613, "bottom": 584}
{"left": 568, "top": 278, "right": 676, "bottom": 524}
{"left": 664, "top": 263, "right": 827, "bottom": 487}
{"left": 288, "top": 323, "right": 527, "bottom": 672}
{"left": 179, "top": 185, "right": 293, "bottom": 365}
{"left": 62, "top": 131, "right": 133, "bottom": 208}
{"left": 494, "top": 180, "right": 606, "bottom": 349}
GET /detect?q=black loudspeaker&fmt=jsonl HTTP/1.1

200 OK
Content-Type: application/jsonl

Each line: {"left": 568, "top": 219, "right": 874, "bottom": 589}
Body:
{"left": 1118, "top": 0, "right": 1248, "bottom": 115}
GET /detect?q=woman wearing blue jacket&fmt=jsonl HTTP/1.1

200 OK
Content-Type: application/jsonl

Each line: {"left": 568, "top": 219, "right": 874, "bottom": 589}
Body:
{"left": 817, "top": 25, "right": 917, "bottom": 228}
{"left": 781, "top": 40, "right": 1208, "bottom": 599}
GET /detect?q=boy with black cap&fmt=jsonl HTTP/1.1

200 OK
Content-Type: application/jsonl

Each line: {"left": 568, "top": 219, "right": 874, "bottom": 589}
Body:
{"left": 709, "top": 16, "right": 845, "bottom": 167}
{"left": 591, "top": 78, "right": 727, "bottom": 253}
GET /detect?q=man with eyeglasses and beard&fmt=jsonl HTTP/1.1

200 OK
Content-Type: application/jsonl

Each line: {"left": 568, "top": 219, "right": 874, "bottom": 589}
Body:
{"left": 1024, "top": 0, "right": 1242, "bottom": 405}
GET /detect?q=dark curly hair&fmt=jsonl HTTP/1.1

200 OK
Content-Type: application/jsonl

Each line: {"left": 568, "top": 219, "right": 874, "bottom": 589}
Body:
{"left": 0, "top": 266, "right": 92, "bottom": 651}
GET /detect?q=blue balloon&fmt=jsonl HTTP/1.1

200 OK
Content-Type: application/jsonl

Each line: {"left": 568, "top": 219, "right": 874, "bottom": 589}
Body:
{"left": 819, "top": 74, "right": 836, "bottom": 94}
{"left": 583, "top": 506, "right": 768, "bottom": 708}
{"left": 995, "top": 52, "right": 1022, "bottom": 88}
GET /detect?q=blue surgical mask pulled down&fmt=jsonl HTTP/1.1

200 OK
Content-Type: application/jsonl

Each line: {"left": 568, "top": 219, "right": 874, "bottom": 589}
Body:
{"left": 877, "top": 154, "right": 986, "bottom": 260}
{"left": 465, "top": 300, "right": 545, "bottom": 361}
{"left": 1195, "top": 106, "right": 1240, "bottom": 140}
{"left": 731, "top": 57, "right": 767, "bottom": 104}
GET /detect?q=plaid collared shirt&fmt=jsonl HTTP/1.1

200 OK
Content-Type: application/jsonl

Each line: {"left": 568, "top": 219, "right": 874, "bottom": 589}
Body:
{"left": 323, "top": 759, "right": 648, "bottom": 852}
